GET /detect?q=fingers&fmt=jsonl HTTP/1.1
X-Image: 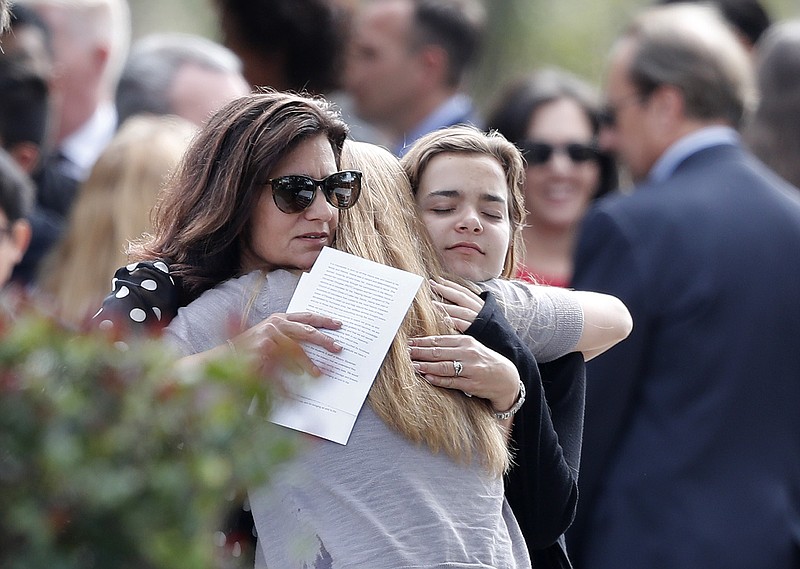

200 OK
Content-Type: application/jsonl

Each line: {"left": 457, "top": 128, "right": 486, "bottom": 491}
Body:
{"left": 413, "top": 358, "right": 491, "bottom": 402}
{"left": 409, "top": 336, "right": 477, "bottom": 393}
{"left": 408, "top": 334, "right": 471, "bottom": 348}
{"left": 408, "top": 334, "right": 472, "bottom": 358}
{"left": 285, "top": 311, "right": 342, "bottom": 331}
{"left": 271, "top": 312, "right": 343, "bottom": 353}
{"left": 413, "top": 359, "right": 464, "bottom": 380}
{"left": 410, "top": 334, "right": 521, "bottom": 409}
{"left": 434, "top": 301, "right": 476, "bottom": 331}
{"left": 233, "top": 312, "right": 344, "bottom": 378}
{"left": 430, "top": 278, "right": 485, "bottom": 313}
{"left": 417, "top": 368, "right": 460, "bottom": 390}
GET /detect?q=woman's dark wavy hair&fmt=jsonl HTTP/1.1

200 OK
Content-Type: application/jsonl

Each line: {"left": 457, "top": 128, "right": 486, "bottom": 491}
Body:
{"left": 485, "top": 67, "right": 618, "bottom": 200}
{"left": 131, "top": 90, "right": 348, "bottom": 305}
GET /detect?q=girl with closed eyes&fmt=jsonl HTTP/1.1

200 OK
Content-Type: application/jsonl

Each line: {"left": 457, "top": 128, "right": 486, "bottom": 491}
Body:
{"left": 401, "top": 124, "right": 631, "bottom": 569}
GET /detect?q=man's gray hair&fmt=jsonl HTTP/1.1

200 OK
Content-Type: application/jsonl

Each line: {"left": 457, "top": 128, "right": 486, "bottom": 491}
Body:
{"left": 624, "top": 3, "right": 755, "bottom": 128}
{"left": 14, "top": 0, "right": 131, "bottom": 92}
{"left": 116, "top": 33, "right": 244, "bottom": 125}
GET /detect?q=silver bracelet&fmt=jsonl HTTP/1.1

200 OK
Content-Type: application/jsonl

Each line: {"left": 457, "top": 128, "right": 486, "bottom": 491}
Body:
{"left": 493, "top": 380, "right": 526, "bottom": 420}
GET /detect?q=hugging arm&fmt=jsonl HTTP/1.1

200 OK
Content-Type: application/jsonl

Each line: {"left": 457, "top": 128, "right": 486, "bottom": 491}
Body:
{"left": 163, "top": 271, "right": 343, "bottom": 383}
{"left": 440, "top": 277, "right": 632, "bottom": 362}
{"left": 466, "top": 291, "right": 579, "bottom": 550}
{"left": 568, "top": 289, "right": 633, "bottom": 360}
{"left": 92, "top": 260, "right": 180, "bottom": 334}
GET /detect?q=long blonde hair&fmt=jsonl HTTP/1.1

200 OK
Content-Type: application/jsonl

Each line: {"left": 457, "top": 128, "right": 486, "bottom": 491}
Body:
{"left": 37, "top": 114, "right": 196, "bottom": 326}
{"left": 338, "top": 140, "right": 510, "bottom": 475}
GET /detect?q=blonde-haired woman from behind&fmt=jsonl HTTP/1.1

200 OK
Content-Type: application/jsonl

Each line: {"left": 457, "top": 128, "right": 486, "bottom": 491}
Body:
{"left": 37, "top": 114, "right": 196, "bottom": 327}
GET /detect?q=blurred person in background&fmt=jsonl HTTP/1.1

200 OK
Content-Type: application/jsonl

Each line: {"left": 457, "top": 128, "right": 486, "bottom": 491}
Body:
{"left": 0, "top": 57, "right": 62, "bottom": 287}
{"left": 3, "top": 2, "right": 53, "bottom": 79}
{"left": 0, "top": 32, "right": 52, "bottom": 184}
{"left": 210, "top": 0, "right": 387, "bottom": 145}
{"left": 0, "top": 149, "right": 33, "bottom": 288}
{"left": 568, "top": 4, "right": 800, "bottom": 568}
{"left": 486, "top": 68, "right": 618, "bottom": 287}
{"left": 116, "top": 32, "right": 250, "bottom": 127}
{"left": 36, "top": 114, "right": 195, "bottom": 327}
{"left": 345, "top": 0, "right": 485, "bottom": 155}
{"left": 743, "top": 20, "right": 800, "bottom": 189}
{"left": 213, "top": 0, "right": 346, "bottom": 94}
{"left": 1, "top": 3, "right": 80, "bottom": 226}
{"left": 14, "top": 0, "right": 130, "bottom": 191}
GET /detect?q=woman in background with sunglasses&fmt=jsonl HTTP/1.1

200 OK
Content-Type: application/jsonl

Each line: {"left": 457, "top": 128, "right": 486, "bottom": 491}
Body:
{"left": 486, "top": 67, "right": 618, "bottom": 287}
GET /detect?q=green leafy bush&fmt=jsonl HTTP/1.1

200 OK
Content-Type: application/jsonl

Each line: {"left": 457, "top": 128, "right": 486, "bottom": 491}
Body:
{"left": 0, "top": 303, "right": 298, "bottom": 569}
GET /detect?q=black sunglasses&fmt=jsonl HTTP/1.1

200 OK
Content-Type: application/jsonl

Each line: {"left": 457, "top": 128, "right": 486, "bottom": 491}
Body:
{"left": 267, "top": 170, "right": 362, "bottom": 214}
{"left": 520, "top": 141, "right": 600, "bottom": 165}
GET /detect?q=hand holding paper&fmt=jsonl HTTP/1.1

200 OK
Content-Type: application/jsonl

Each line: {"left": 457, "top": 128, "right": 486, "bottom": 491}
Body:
{"left": 230, "top": 310, "right": 343, "bottom": 379}
{"left": 270, "top": 247, "right": 423, "bottom": 444}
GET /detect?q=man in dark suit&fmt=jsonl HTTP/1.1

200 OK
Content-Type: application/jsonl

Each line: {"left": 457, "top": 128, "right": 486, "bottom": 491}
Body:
{"left": 567, "top": 4, "right": 800, "bottom": 569}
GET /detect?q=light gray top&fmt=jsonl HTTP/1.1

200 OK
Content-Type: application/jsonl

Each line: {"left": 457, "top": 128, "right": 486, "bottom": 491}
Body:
{"left": 478, "top": 278, "right": 584, "bottom": 362}
{"left": 165, "top": 270, "right": 584, "bottom": 568}
{"left": 165, "top": 271, "right": 584, "bottom": 364}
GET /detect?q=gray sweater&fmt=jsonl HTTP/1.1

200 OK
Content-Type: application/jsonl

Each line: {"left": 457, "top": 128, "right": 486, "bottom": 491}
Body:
{"left": 165, "top": 269, "right": 584, "bottom": 568}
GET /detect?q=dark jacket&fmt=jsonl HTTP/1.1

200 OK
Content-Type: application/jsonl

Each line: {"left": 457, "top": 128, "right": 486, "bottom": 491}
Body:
{"left": 569, "top": 143, "right": 800, "bottom": 569}
{"left": 468, "top": 292, "right": 584, "bottom": 568}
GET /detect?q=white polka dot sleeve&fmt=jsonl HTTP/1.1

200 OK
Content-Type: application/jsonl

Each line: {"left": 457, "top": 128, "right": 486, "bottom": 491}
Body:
{"left": 92, "top": 260, "right": 180, "bottom": 334}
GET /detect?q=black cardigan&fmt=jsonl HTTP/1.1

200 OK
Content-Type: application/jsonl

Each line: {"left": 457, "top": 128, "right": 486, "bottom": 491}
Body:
{"left": 466, "top": 291, "right": 585, "bottom": 569}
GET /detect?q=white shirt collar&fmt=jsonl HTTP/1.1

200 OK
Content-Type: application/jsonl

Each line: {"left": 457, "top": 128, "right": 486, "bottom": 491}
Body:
{"left": 648, "top": 125, "right": 739, "bottom": 184}
{"left": 59, "top": 101, "right": 118, "bottom": 181}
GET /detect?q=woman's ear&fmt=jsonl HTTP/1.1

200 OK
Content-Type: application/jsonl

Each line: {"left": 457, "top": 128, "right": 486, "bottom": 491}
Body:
{"left": 10, "top": 219, "right": 32, "bottom": 263}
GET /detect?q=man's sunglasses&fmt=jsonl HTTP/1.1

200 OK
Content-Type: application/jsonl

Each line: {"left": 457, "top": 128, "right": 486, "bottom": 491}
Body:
{"left": 520, "top": 141, "right": 600, "bottom": 165}
{"left": 267, "top": 170, "right": 362, "bottom": 214}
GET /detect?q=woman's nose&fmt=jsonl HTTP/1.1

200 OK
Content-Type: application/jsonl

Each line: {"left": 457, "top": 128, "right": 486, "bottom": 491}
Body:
{"left": 304, "top": 188, "right": 336, "bottom": 221}
{"left": 457, "top": 211, "right": 483, "bottom": 233}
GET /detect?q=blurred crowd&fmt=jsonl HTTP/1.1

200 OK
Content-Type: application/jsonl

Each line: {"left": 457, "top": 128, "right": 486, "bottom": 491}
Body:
{"left": 1, "top": 1, "right": 799, "bottom": 568}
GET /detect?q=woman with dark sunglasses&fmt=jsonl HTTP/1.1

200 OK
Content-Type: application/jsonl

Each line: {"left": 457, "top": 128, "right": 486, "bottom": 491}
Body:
{"left": 486, "top": 67, "right": 619, "bottom": 288}
{"left": 92, "top": 91, "right": 354, "bottom": 562}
